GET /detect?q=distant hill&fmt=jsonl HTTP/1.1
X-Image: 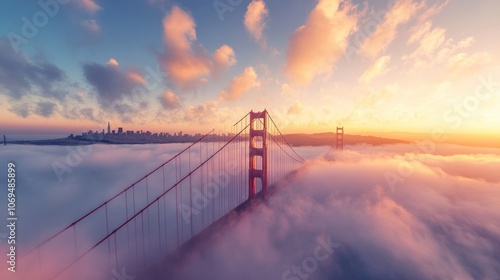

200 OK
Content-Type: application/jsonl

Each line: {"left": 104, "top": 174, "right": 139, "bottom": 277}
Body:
{"left": 283, "top": 133, "right": 407, "bottom": 147}
{"left": 4, "top": 133, "right": 408, "bottom": 147}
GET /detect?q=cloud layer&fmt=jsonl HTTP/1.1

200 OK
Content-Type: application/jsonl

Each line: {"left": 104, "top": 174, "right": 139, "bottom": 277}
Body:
{"left": 166, "top": 144, "right": 500, "bottom": 279}
{"left": 1, "top": 143, "right": 499, "bottom": 279}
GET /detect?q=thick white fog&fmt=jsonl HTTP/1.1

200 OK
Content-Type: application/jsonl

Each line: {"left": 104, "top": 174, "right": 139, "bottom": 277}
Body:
{"left": 0, "top": 143, "right": 499, "bottom": 279}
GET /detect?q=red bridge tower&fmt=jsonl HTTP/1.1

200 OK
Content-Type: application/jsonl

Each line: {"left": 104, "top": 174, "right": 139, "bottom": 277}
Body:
{"left": 336, "top": 127, "right": 344, "bottom": 150}
{"left": 249, "top": 110, "right": 268, "bottom": 199}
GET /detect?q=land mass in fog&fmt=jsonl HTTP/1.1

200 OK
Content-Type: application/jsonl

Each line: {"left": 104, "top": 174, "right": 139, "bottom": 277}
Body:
{"left": 3, "top": 133, "right": 407, "bottom": 147}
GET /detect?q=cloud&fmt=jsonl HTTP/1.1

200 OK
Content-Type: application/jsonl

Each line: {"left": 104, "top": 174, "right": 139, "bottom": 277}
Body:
{"left": 183, "top": 100, "right": 219, "bottom": 124}
{"left": 359, "top": 55, "right": 391, "bottom": 83}
{"left": 404, "top": 20, "right": 495, "bottom": 77}
{"left": 287, "top": 100, "right": 303, "bottom": 115}
{"left": 212, "top": 45, "right": 237, "bottom": 76}
{"left": 0, "top": 39, "right": 66, "bottom": 100}
{"left": 160, "top": 6, "right": 236, "bottom": 89}
{"left": 106, "top": 58, "right": 119, "bottom": 67}
{"left": 164, "top": 144, "right": 500, "bottom": 279}
{"left": 159, "top": 91, "right": 182, "bottom": 110}
{"left": 244, "top": 0, "right": 269, "bottom": 47}
{"left": 2, "top": 143, "right": 499, "bottom": 279}
{"left": 218, "top": 66, "right": 260, "bottom": 101}
{"left": 8, "top": 102, "right": 31, "bottom": 118}
{"left": 409, "top": 22, "right": 447, "bottom": 58}
{"left": 446, "top": 52, "right": 493, "bottom": 77}
{"left": 285, "top": 0, "right": 359, "bottom": 85}
{"left": 80, "top": 19, "right": 101, "bottom": 37}
{"left": 35, "top": 101, "right": 57, "bottom": 117}
{"left": 74, "top": 0, "right": 102, "bottom": 15}
{"left": 82, "top": 58, "right": 146, "bottom": 106}
{"left": 360, "top": 0, "right": 422, "bottom": 57}
{"left": 418, "top": 0, "right": 449, "bottom": 23}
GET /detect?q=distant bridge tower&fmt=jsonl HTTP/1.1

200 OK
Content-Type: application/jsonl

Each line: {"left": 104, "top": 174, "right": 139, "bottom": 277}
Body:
{"left": 336, "top": 127, "right": 344, "bottom": 150}
{"left": 249, "top": 110, "right": 268, "bottom": 199}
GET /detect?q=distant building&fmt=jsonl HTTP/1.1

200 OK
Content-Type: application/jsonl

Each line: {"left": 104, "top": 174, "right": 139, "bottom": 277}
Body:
{"left": 107, "top": 122, "right": 110, "bottom": 134}
{"left": 118, "top": 127, "right": 123, "bottom": 134}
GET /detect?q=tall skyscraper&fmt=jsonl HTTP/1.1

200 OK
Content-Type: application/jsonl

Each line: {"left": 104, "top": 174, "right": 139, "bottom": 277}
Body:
{"left": 107, "top": 121, "right": 111, "bottom": 134}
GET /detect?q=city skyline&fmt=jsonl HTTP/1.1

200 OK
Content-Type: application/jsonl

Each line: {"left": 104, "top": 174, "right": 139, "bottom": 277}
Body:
{"left": 0, "top": 0, "right": 499, "bottom": 136}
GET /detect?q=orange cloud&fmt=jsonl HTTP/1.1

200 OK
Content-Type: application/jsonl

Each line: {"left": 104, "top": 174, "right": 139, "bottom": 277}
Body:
{"left": 219, "top": 66, "right": 260, "bottom": 101}
{"left": 285, "top": 0, "right": 359, "bottom": 85}
{"left": 106, "top": 58, "right": 119, "bottom": 67}
{"left": 244, "top": 0, "right": 269, "bottom": 47}
{"left": 161, "top": 6, "right": 236, "bottom": 89}
{"left": 359, "top": 55, "right": 391, "bottom": 83}
{"left": 360, "top": 0, "right": 422, "bottom": 57}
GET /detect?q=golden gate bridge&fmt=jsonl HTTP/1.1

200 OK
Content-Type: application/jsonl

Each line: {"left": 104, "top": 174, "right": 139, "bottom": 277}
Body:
{"left": 22, "top": 110, "right": 344, "bottom": 280}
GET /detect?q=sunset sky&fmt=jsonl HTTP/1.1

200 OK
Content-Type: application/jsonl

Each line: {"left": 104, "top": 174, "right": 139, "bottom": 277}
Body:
{"left": 0, "top": 0, "right": 499, "bottom": 136}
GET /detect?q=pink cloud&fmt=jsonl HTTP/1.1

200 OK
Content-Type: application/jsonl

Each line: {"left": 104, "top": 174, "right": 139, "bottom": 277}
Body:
{"left": 285, "top": 0, "right": 359, "bottom": 85}
{"left": 75, "top": 0, "right": 102, "bottom": 15}
{"left": 244, "top": 0, "right": 269, "bottom": 47}
{"left": 213, "top": 44, "right": 237, "bottom": 76}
